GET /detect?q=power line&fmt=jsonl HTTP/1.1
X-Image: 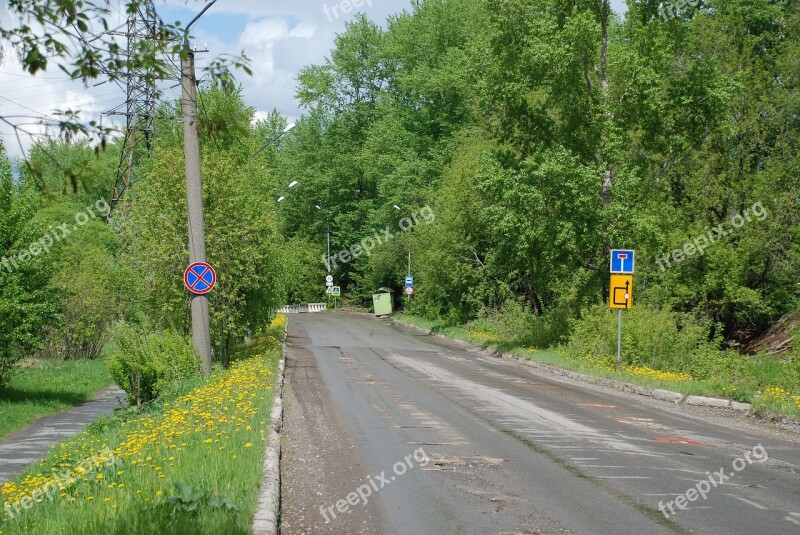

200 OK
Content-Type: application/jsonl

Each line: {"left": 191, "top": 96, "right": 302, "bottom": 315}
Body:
{"left": 0, "top": 70, "right": 66, "bottom": 80}
{"left": 107, "top": 0, "right": 160, "bottom": 217}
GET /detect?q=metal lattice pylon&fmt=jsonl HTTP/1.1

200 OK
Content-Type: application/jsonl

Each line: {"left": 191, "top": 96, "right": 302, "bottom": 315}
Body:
{"left": 107, "top": 1, "right": 159, "bottom": 218}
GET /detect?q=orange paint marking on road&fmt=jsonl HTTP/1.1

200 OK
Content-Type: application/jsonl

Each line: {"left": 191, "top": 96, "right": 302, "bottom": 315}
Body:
{"left": 581, "top": 403, "right": 618, "bottom": 409}
{"left": 651, "top": 436, "right": 704, "bottom": 446}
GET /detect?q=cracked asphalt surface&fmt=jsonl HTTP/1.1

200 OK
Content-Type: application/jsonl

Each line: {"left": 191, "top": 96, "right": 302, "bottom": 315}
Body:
{"left": 280, "top": 312, "right": 800, "bottom": 535}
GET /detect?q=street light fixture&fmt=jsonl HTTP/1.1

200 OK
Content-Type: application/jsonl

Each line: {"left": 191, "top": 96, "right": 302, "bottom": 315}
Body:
{"left": 252, "top": 122, "right": 297, "bottom": 157}
{"left": 276, "top": 180, "right": 300, "bottom": 203}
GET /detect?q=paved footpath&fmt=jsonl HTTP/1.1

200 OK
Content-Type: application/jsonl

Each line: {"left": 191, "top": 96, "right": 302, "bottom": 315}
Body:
{"left": 0, "top": 386, "right": 127, "bottom": 484}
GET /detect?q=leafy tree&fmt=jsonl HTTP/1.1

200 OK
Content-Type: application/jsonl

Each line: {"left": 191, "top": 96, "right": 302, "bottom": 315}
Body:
{"left": 46, "top": 224, "right": 135, "bottom": 360}
{"left": 0, "top": 142, "right": 61, "bottom": 385}
{"left": 121, "top": 88, "right": 287, "bottom": 362}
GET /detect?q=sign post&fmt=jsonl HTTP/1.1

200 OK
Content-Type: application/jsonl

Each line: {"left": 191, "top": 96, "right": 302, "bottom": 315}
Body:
{"left": 617, "top": 308, "right": 622, "bottom": 372}
{"left": 609, "top": 250, "right": 635, "bottom": 372}
{"left": 405, "top": 274, "right": 414, "bottom": 304}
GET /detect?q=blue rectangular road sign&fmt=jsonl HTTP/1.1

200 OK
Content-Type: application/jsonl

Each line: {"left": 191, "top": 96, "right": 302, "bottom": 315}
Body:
{"left": 405, "top": 275, "right": 414, "bottom": 287}
{"left": 610, "top": 250, "right": 635, "bottom": 274}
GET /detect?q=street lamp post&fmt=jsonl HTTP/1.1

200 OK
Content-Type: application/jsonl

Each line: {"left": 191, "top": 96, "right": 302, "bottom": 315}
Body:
{"left": 315, "top": 205, "right": 331, "bottom": 273}
{"left": 393, "top": 205, "right": 412, "bottom": 305}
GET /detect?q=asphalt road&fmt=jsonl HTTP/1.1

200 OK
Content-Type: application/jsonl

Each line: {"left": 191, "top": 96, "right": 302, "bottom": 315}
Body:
{"left": 280, "top": 312, "right": 800, "bottom": 535}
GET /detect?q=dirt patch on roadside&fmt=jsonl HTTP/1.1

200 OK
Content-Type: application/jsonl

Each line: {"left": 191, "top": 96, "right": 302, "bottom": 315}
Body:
{"left": 744, "top": 309, "right": 799, "bottom": 356}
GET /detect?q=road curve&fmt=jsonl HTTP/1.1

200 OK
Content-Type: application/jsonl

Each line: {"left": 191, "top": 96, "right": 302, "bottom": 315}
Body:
{"left": 280, "top": 312, "right": 800, "bottom": 535}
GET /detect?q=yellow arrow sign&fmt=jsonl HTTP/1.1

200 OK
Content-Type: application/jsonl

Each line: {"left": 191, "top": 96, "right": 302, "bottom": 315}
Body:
{"left": 610, "top": 275, "right": 633, "bottom": 309}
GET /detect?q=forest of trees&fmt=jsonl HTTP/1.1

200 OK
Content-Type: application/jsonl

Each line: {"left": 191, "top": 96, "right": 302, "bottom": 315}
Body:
{"left": 0, "top": 0, "right": 798, "bottom": 386}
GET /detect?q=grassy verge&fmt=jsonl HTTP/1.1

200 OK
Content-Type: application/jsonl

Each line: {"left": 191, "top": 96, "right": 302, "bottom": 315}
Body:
{"left": 0, "top": 317, "right": 285, "bottom": 535}
{"left": 0, "top": 359, "right": 113, "bottom": 441}
{"left": 394, "top": 313, "right": 800, "bottom": 419}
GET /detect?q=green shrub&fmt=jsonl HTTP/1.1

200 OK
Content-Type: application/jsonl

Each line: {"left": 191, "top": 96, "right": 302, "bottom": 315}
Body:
{"left": 466, "top": 300, "right": 537, "bottom": 346}
{"left": 107, "top": 324, "right": 202, "bottom": 408}
{"left": 563, "top": 304, "right": 731, "bottom": 379}
{"left": 466, "top": 300, "right": 572, "bottom": 349}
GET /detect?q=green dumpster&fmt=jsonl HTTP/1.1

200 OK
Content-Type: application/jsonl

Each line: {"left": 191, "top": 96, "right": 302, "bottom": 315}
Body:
{"left": 372, "top": 287, "right": 396, "bottom": 316}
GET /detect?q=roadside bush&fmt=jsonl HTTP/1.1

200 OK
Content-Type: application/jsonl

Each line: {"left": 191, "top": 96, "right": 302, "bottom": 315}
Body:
{"left": 107, "top": 324, "right": 202, "bottom": 408}
{"left": 562, "top": 304, "right": 729, "bottom": 379}
{"left": 465, "top": 300, "right": 571, "bottom": 348}
{"left": 466, "top": 300, "right": 536, "bottom": 346}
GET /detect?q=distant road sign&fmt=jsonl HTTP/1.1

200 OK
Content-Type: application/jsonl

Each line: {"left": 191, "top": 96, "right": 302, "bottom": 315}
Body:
{"left": 610, "top": 250, "right": 635, "bottom": 274}
{"left": 405, "top": 275, "right": 414, "bottom": 287}
{"left": 326, "top": 280, "right": 334, "bottom": 287}
{"left": 184, "top": 262, "right": 217, "bottom": 295}
{"left": 326, "top": 274, "right": 334, "bottom": 283}
{"left": 326, "top": 287, "right": 333, "bottom": 295}
{"left": 332, "top": 286, "right": 341, "bottom": 296}
{"left": 610, "top": 275, "right": 633, "bottom": 309}
{"left": 405, "top": 286, "right": 414, "bottom": 296}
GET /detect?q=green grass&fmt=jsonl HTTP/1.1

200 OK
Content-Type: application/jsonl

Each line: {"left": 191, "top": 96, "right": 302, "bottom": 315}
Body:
{"left": 1, "top": 321, "right": 285, "bottom": 535}
{"left": 394, "top": 314, "right": 800, "bottom": 419}
{"left": 0, "top": 359, "right": 113, "bottom": 441}
{"left": 394, "top": 314, "right": 445, "bottom": 331}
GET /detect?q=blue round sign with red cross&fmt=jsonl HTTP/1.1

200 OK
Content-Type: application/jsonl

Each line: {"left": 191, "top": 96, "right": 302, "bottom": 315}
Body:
{"left": 184, "top": 262, "right": 217, "bottom": 295}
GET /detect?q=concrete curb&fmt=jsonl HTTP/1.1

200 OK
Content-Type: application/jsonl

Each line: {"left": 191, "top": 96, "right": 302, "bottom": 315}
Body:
{"left": 392, "top": 319, "right": 751, "bottom": 413}
{"left": 253, "top": 322, "right": 288, "bottom": 535}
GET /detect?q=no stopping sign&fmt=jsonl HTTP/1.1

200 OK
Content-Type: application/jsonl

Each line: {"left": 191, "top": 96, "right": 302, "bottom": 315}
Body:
{"left": 184, "top": 262, "right": 217, "bottom": 295}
